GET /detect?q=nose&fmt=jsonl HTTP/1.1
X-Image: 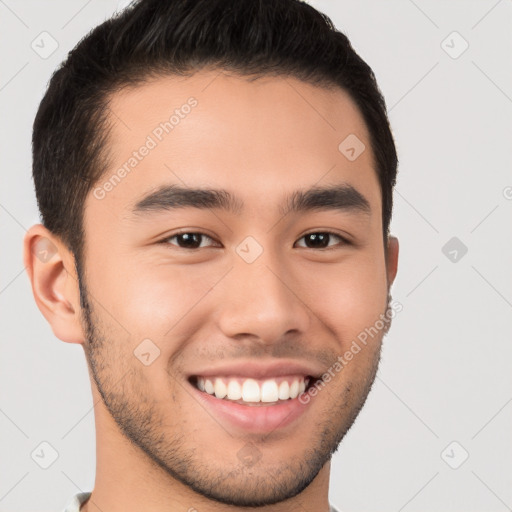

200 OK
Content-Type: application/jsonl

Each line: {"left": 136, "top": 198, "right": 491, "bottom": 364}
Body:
{"left": 215, "top": 250, "right": 311, "bottom": 344}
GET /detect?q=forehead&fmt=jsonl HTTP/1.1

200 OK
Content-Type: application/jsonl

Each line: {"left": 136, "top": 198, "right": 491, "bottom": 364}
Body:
{"left": 91, "top": 70, "right": 380, "bottom": 220}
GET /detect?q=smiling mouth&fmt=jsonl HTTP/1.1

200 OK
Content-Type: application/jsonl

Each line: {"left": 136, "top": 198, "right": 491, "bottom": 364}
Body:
{"left": 189, "top": 375, "right": 317, "bottom": 406}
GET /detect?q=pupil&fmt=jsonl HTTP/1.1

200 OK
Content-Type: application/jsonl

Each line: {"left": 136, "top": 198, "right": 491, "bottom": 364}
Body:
{"left": 178, "top": 233, "right": 201, "bottom": 248}
{"left": 306, "top": 233, "right": 329, "bottom": 248}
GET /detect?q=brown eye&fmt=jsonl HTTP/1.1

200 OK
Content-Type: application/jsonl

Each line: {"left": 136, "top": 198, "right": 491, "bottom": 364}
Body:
{"left": 295, "top": 232, "right": 348, "bottom": 249}
{"left": 164, "top": 232, "right": 218, "bottom": 249}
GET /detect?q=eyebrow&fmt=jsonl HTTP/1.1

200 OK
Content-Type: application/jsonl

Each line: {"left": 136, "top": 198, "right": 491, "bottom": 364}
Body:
{"left": 131, "top": 183, "right": 371, "bottom": 218}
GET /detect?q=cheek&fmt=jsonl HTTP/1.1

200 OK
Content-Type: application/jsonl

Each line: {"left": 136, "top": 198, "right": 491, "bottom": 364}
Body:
{"left": 88, "top": 254, "right": 218, "bottom": 337}
{"left": 303, "top": 254, "right": 388, "bottom": 342}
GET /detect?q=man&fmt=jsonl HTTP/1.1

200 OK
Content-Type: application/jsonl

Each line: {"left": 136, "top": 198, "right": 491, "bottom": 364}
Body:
{"left": 24, "top": 0, "right": 399, "bottom": 510}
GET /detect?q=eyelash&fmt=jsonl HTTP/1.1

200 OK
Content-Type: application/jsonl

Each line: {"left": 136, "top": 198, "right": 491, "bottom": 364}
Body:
{"left": 160, "top": 230, "right": 350, "bottom": 251}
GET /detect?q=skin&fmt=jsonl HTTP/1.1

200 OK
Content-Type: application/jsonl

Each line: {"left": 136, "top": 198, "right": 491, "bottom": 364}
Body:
{"left": 24, "top": 70, "right": 398, "bottom": 512}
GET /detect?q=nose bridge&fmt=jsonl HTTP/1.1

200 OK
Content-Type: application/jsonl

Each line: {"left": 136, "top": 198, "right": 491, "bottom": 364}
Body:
{"left": 215, "top": 243, "right": 311, "bottom": 343}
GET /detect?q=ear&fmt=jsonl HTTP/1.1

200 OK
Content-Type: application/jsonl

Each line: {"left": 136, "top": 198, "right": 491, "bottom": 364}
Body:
{"left": 386, "top": 235, "right": 399, "bottom": 288}
{"left": 23, "top": 224, "right": 85, "bottom": 344}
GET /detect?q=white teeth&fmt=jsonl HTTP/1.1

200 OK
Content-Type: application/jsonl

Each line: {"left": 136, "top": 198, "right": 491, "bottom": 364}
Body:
{"left": 227, "top": 380, "right": 242, "bottom": 400}
{"left": 261, "top": 380, "right": 279, "bottom": 402}
{"left": 204, "top": 379, "right": 214, "bottom": 395}
{"left": 289, "top": 379, "right": 299, "bottom": 399}
{"left": 214, "top": 378, "right": 227, "bottom": 399}
{"left": 196, "top": 376, "right": 310, "bottom": 403}
{"left": 242, "top": 379, "right": 261, "bottom": 402}
{"left": 278, "top": 381, "right": 290, "bottom": 400}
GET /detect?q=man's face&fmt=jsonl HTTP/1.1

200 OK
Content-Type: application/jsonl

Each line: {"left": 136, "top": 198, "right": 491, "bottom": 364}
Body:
{"left": 79, "top": 70, "right": 397, "bottom": 506}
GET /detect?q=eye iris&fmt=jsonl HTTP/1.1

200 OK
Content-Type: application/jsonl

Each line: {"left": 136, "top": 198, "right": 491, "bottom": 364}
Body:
{"left": 305, "top": 233, "right": 330, "bottom": 248}
{"left": 177, "top": 233, "right": 202, "bottom": 248}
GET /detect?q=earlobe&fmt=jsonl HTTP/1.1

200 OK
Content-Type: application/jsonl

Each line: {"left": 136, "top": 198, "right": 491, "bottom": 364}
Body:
{"left": 386, "top": 235, "right": 399, "bottom": 287}
{"left": 23, "top": 224, "right": 85, "bottom": 344}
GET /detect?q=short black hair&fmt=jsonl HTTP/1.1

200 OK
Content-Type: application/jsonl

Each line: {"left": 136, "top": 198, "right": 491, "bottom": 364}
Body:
{"left": 32, "top": 0, "right": 398, "bottom": 272}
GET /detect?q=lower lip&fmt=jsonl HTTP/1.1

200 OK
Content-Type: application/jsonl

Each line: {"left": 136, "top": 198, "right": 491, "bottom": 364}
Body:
{"left": 190, "top": 382, "right": 314, "bottom": 434}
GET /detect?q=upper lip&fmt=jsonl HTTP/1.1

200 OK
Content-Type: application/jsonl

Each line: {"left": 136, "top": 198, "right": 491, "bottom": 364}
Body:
{"left": 187, "top": 360, "right": 324, "bottom": 380}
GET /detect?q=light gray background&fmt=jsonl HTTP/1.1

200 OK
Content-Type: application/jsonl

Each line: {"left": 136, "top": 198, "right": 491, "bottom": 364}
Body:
{"left": 1, "top": 1, "right": 511, "bottom": 511}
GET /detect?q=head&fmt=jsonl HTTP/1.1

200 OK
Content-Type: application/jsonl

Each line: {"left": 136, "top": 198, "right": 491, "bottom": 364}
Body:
{"left": 25, "top": 0, "right": 399, "bottom": 507}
